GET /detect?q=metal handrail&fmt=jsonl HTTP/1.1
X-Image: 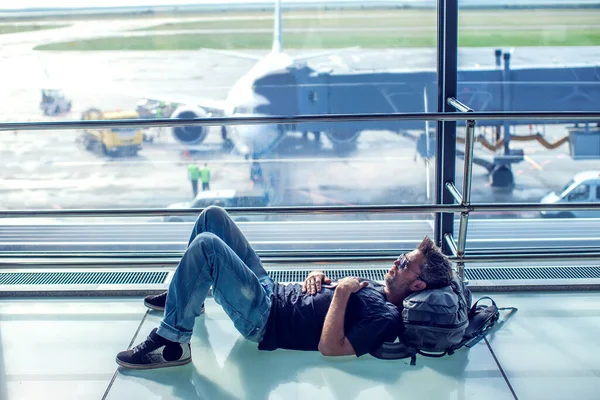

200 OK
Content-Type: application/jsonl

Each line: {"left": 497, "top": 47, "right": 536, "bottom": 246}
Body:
{"left": 2, "top": 106, "right": 600, "bottom": 272}
{"left": 0, "top": 204, "right": 460, "bottom": 218}
{"left": 444, "top": 234, "right": 458, "bottom": 257}
{"left": 1, "top": 111, "right": 600, "bottom": 132}
{"left": 2, "top": 202, "right": 600, "bottom": 218}
{"left": 3, "top": 249, "right": 600, "bottom": 267}
{"left": 445, "top": 97, "right": 478, "bottom": 279}
{"left": 444, "top": 182, "right": 462, "bottom": 204}
{"left": 447, "top": 98, "right": 474, "bottom": 113}
{"left": 5, "top": 245, "right": 600, "bottom": 259}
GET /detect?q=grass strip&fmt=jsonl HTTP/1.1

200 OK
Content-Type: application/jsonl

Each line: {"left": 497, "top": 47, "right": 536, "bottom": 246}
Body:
{"left": 0, "top": 24, "right": 68, "bottom": 35}
{"left": 35, "top": 29, "right": 600, "bottom": 51}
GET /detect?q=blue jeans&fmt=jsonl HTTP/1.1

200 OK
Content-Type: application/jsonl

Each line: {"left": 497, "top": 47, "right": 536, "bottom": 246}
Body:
{"left": 157, "top": 206, "right": 274, "bottom": 344}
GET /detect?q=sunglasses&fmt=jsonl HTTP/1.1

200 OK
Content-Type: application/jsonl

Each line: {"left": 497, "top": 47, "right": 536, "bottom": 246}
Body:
{"left": 396, "top": 254, "right": 423, "bottom": 282}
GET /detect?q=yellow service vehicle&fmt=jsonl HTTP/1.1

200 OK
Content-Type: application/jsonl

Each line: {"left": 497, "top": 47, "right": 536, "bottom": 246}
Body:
{"left": 80, "top": 108, "right": 143, "bottom": 156}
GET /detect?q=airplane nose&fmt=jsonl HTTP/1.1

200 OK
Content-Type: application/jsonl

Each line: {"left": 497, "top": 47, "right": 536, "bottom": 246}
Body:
{"left": 228, "top": 120, "right": 283, "bottom": 158}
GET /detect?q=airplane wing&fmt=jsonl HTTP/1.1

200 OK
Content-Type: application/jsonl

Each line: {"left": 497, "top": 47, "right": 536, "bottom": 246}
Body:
{"left": 123, "top": 90, "right": 230, "bottom": 116}
{"left": 198, "top": 47, "right": 361, "bottom": 64}
{"left": 292, "top": 47, "right": 361, "bottom": 62}
{"left": 199, "top": 47, "right": 263, "bottom": 62}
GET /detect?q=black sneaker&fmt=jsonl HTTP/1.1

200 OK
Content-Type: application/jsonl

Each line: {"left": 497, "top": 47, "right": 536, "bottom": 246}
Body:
{"left": 144, "top": 291, "right": 205, "bottom": 314}
{"left": 144, "top": 292, "right": 167, "bottom": 311}
{"left": 116, "top": 328, "right": 192, "bottom": 370}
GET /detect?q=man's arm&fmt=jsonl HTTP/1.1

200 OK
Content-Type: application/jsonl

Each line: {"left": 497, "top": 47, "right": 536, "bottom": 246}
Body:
{"left": 318, "top": 277, "right": 368, "bottom": 357}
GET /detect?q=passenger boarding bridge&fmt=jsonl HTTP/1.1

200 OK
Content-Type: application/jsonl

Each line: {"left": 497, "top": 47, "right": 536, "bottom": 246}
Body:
{"left": 2, "top": 3, "right": 600, "bottom": 400}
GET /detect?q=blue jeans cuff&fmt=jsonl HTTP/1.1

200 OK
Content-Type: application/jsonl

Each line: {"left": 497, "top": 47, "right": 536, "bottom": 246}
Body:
{"left": 157, "top": 321, "right": 192, "bottom": 343}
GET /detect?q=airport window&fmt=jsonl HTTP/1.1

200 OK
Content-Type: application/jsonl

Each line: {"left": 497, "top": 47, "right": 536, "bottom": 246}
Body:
{"left": 2, "top": 5, "right": 600, "bottom": 399}
{"left": 0, "top": 1, "right": 598, "bottom": 258}
{"left": 0, "top": 0, "right": 443, "bottom": 256}
{"left": 458, "top": 1, "right": 600, "bottom": 250}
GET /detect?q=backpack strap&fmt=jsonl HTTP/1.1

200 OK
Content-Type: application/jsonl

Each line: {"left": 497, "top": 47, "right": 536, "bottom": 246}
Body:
{"left": 417, "top": 349, "right": 450, "bottom": 358}
{"left": 461, "top": 296, "right": 518, "bottom": 349}
{"left": 450, "top": 277, "right": 471, "bottom": 312}
{"left": 369, "top": 342, "right": 418, "bottom": 365}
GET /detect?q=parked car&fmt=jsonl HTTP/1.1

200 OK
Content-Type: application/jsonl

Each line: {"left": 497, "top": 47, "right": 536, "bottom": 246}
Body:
{"left": 540, "top": 171, "right": 600, "bottom": 218}
{"left": 164, "top": 189, "right": 270, "bottom": 222}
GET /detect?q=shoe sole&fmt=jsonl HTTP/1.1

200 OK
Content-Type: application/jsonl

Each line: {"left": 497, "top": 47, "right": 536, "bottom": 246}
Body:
{"left": 143, "top": 300, "right": 165, "bottom": 312}
{"left": 116, "top": 357, "right": 192, "bottom": 370}
{"left": 143, "top": 301, "right": 205, "bottom": 314}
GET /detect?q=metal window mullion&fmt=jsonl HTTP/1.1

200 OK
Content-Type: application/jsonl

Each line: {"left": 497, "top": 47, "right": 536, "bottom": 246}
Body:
{"left": 435, "top": 0, "right": 458, "bottom": 256}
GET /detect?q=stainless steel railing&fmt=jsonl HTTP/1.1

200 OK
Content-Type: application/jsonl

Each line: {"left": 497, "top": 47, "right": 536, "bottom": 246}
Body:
{"left": 445, "top": 97, "right": 476, "bottom": 279}
{"left": 1, "top": 109, "right": 600, "bottom": 271}
{"left": 1, "top": 111, "right": 600, "bottom": 132}
{"left": 1, "top": 202, "right": 600, "bottom": 219}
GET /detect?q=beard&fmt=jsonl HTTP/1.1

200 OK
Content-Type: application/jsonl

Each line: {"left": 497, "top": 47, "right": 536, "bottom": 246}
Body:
{"left": 385, "top": 273, "right": 406, "bottom": 295}
{"left": 384, "top": 273, "right": 393, "bottom": 287}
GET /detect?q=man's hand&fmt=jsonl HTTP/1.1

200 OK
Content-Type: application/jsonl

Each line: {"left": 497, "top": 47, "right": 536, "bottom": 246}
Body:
{"left": 302, "top": 270, "right": 332, "bottom": 295}
{"left": 336, "top": 277, "right": 368, "bottom": 294}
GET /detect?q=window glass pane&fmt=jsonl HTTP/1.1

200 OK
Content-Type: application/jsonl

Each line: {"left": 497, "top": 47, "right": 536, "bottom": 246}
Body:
{"left": 457, "top": 2, "right": 600, "bottom": 250}
{"left": 0, "top": 2, "right": 439, "bottom": 256}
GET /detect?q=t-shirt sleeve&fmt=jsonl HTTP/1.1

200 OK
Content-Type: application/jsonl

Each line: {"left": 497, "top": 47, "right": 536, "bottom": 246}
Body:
{"left": 345, "top": 316, "right": 398, "bottom": 357}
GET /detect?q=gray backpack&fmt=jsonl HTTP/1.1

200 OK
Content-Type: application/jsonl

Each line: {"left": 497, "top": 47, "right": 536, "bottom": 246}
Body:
{"left": 400, "top": 276, "right": 471, "bottom": 352}
{"left": 370, "top": 276, "right": 515, "bottom": 364}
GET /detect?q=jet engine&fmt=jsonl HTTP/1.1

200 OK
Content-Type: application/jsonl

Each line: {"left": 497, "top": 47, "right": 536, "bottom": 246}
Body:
{"left": 170, "top": 105, "right": 209, "bottom": 144}
{"left": 325, "top": 129, "right": 361, "bottom": 154}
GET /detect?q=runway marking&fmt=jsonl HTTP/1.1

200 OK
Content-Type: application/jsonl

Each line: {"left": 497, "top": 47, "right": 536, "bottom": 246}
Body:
{"left": 524, "top": 155, "right": 543, "bottom": 171}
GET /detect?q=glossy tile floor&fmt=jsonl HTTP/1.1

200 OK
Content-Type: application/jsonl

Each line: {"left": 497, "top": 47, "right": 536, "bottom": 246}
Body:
{"left": 1, "top": 291, "right": 598, "bottom": 400}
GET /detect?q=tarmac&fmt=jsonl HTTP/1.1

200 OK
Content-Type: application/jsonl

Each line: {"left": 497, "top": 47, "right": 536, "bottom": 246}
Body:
{"left": 0, "top": 17, "right": 599, "bottom": 212}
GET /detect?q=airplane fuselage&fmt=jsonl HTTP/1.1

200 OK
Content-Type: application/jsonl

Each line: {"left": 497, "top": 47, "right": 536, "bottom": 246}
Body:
{"left": 220, "top": 55, "right": 600, "bottom": 159}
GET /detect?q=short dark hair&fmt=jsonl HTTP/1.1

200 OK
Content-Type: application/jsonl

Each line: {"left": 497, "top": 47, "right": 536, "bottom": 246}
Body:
{"left": 417, "top": 236, "right": 454, "bottom": 289}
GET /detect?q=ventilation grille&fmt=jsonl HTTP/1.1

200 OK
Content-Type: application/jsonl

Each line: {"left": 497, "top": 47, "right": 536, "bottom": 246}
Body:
{"left": 0, "top": 271, "right": 168, "bottom": 286}
{"left": 269, "top": 269, "right": 386, "bottom": 283}
{"left": 467, "top": 266, "right": 600, "bottom": 280}
{"left": 1, "top": 266, "right": 599, "bottom": 287}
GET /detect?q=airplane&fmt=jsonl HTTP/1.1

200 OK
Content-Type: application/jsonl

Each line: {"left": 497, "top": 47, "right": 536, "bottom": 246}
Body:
{"left": 30, "top": 0, "right": 597, "bottom": 188}
{"left": 127, "top": 0, "right": 600, "bottom": 189}
{"left": 136, "top": 0, "right": 363, "bottom": 156}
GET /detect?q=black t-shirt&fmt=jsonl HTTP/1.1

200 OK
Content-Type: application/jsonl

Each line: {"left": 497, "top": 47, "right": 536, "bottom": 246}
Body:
{"left": 258, "top": 280, "right": 402, "bottom": 357}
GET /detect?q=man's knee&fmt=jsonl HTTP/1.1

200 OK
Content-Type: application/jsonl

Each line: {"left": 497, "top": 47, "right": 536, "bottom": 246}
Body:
{"left": 200, "top": 205, "right": 229, "bottom": 225}
{"left": 189, "top": 231, "right": 222, "bottom": 252}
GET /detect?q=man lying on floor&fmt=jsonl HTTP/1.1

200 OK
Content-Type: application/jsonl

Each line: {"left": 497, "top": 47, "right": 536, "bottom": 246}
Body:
{"left": 116, "top": 206, "right": 453, "bottom": 369}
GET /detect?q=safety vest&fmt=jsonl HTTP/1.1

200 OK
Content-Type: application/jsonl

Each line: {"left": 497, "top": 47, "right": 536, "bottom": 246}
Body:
{"left": 200, "top": 166, "right": 210, "bottom": 183}
{"left": 188, "top": 164, "right": 199, "bottom": 180}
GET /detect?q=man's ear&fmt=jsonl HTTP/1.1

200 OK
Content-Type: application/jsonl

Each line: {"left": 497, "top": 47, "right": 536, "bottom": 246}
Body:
{"left": 411, "top": 280, "right": 427, "bottom": 292}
